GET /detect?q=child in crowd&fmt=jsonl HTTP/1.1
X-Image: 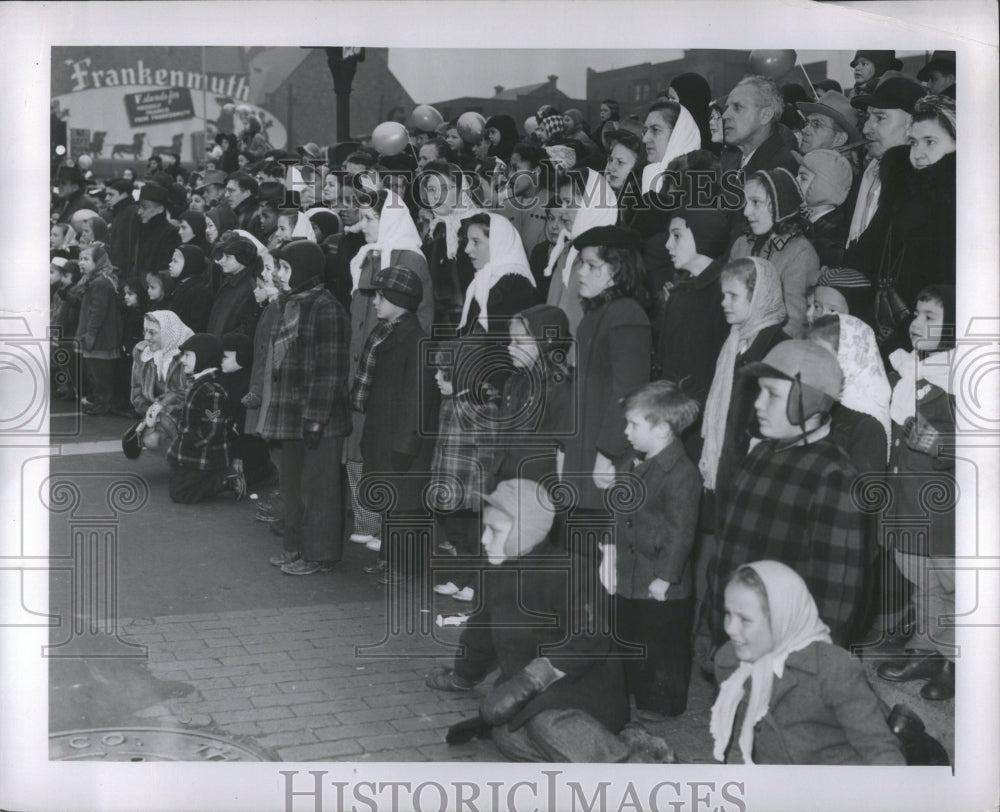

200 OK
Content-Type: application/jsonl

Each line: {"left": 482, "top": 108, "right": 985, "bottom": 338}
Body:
{"left": 116, "top": 278, "right": 150, "bottom": 415}
{"left": 50, "top": 258, "right": 82, "bottom": 400}
{"left": 75, "top": 242, "right": 124, "bottom": 416}
{"left": 614, "top": 380, "right": 702, "bottom": 720}
{"left": 221, "top": 332, "right": 273, "bottom": 490}
{"left": 167, "top": 245, "right": 212, "bottom": 333}
{"left": 145, "top": 270, "right": 174, "bottom": 310}
{"left": 805, "top": 267, "right": 876, "bottom": 329}
{"left": 166, "top": 333, "right": 241, "bottom": 504}
{"left": 876, "top": 285, "right": 956, "bottom": 701}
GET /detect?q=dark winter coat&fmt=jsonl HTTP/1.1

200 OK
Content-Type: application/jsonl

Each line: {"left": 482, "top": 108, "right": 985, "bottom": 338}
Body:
{"left": 166, "top": 370, "right": 231, "bottom": 472}
{"left": 75, "top": 274, "right": 123, "bottom": 355}
{"left": 131, "top": 212, "right": 181, "bottom": 279}
{"left": 107, "top": 197, "right": 141, "bottom": 279}
{"left": 206, "top": 267, "right": 258, "bottom": 339}
{"left": 805, "top": 206, "right": 849, "bottom": 269}
{"left": 425, "top": 219, "right": 477, "bottom": 326}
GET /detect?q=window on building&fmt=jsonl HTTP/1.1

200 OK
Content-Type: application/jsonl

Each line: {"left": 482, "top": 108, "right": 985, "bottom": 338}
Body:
{"left": 633, "top": 81, "right": 651, "bottom": 103}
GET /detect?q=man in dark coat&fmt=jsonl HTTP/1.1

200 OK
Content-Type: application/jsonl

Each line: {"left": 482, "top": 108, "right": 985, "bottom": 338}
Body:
{"left": 719, "top": 76, "right": 798, "bottom": 177}
{"left": 104, "top": 178, "right": 140, "bottom": 277}
{"left": 259, "top": 241, "right": 351, "bottom": 575}
{"left": 54, "top": 166, "right": 99, "bottom": 224}
{"left": 131, "top": 182, "right": 181, "bottom": 278}
{"left": 206, "top": 236, "right": 259, "bottom": 338}
{"left": 225, "top": 171, "right": 263, "bottom": 239}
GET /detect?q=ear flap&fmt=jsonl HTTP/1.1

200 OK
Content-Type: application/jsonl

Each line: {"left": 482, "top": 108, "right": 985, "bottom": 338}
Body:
{"left": 785, "top": 374, "right": 806, "bottom": 427}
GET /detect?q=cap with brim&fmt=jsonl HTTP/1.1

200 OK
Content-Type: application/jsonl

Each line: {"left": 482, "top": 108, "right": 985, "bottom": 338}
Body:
{"left": 796, "top": 91, "right": 862, "bottom": 143}
{"left": 573, "top": 225, "right": 642, "bottom": 253}
{"left": 297, "top": 142, "right": 324, "bottom": 160}
{"left": 741, "top": 340, "right": 843, "bottom": 401}
{"left": 138, "top": 183, "right": 170, "bottom": 205}
{"left": 196, "top": 169, "right": 228, "bottom": 191}
{"left": 917, "top": 55, "right": 956, "bottom": 82}
{"left": 600, "top": 118, "right": 643, "bottom": 152}
{"left": 359, "top": 265, "right": 423, "bottom": 311}
{"left": 850, "top": 77, "right": 925, "bottom": 113}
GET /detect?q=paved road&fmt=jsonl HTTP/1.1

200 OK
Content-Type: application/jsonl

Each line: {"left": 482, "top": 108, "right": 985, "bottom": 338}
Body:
{"left": 45, "top": 409, "right": 951, "bottom": 764}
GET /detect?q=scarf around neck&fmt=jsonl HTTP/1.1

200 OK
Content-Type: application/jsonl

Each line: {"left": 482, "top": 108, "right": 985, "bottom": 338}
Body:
{"left": 349, "top": 192, "right": 424, "bottom": 292}
{"left": 640, "top": 104, "right": 702, "bottom": 195}
{"left": 699, "top": 257, "right": 786, "bottom": 490}
{"left": 542, "top": 169, "right": 618, "bottom": 284}
{"left": 350, "top": 314, "right": 408, "bottom": 413}
{"left": 459, "top": 214, "right": 536, "bottom": 331}
{"left": 710, "top": 561, "right": 832, "bottom": 765}
{"left": 140, "top": 309, "right": 194, "bottom": 382}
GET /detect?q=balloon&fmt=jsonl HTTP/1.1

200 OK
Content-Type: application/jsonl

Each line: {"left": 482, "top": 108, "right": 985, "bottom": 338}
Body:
{"left": 409, "top": 104, "right": 444, "bottom": 133}
{"left": 748, "top": 50, "right": 798, "bottom": 79}
{"left": 371, "top": 121, "right": 409, "bottom": 156}
{"left": 524, "top": 116, "right": 538, "bottom": 136}
{"left": 457, "top": 111, "right": 486, "bottom": 145}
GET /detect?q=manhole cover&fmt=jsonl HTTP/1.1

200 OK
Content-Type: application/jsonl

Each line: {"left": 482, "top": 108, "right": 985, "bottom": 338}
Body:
{"left": 50, "top": 727, "right": 266, "bottom": 761}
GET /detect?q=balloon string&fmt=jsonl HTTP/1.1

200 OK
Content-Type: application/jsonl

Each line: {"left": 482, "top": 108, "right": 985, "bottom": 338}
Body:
{"left": 797, "top": 62, "right": 819, "bottom": 99}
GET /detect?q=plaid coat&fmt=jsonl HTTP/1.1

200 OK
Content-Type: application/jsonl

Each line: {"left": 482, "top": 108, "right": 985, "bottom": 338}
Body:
{"left": 259, "top": 286, "right": 350, "bottom": 441}
{"left": 430, "top": 391, "right": 499, "bottom": 512}
{"left": 166, "top": 370, "right": 231, "bottom": 471}
{"left": 711, "top": 433, "right": 865, "bottom": 645}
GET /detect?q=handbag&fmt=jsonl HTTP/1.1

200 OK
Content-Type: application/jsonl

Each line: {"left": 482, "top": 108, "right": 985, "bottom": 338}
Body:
{"left": 121, "top": 421, "right": 144, "bottom": 459}
{"left": 873, "top": 225, "right": 911, "bottom": 344}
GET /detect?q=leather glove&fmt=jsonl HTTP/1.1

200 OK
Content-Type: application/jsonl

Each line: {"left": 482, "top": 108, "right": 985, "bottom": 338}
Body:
{"left": 479, "top": 657, "right": 565, "bottom": 726}
{"left": 241, "top": 391, "right": 261, "bottom": 409}
{"left": 903, "top": 416, "right": 942, "bottom": 457}
{"left": 302, "top": 420, "right": 324, "bottom": 450}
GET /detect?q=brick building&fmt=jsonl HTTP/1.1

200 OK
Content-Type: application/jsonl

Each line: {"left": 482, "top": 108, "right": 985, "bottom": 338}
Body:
{"left": 432, "top": 75, "right": 593, "bottom": 129}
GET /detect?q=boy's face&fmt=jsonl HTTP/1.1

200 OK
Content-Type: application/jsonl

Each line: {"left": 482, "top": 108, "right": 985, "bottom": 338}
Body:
{"left": 276, "top": 218, "right": 295, "bottom": 241}
{"left": 481, "top": 506, "right": 514, "bottom": 566}
{"left": 373, "top": 290, "right": 407, "bottom": 321}
{"left": 168, "top": 250, "right": 185, "bottom": 279}
{"left": 50, "top": 265, "right": 62, "bottom": 285}
{"left": 180, "top": 350, "right": 198, "bottom": 375}
{"left": 221, "top": 350, "right": 241, "bottom": 373}
{"left": 754, "top": 376, "right": 798, "bottom": 439}
{"left": 812, "top": 286, "right": 849, "bottom": 320}
{"left": 274, "top": 259, "right": 292, "bottom": 291}
{"left": 624, "top": 409, "right": 671, "bottom": 455}
{"left": 853, "top": 57, "right": 876, "bottom": 84}
{"left": 909, "top": 297, "right": 946, "bottom": 352}
{"left": 434, "top": 368, "right": 454, "bottom": 396}
{"left": 124, "top": 289, "right": 139, "bottom": 308}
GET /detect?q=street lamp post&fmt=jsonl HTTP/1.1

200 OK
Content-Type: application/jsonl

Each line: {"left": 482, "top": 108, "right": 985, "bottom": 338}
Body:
{"left": 325, "top": 47, "right": 366, "bottom": 142}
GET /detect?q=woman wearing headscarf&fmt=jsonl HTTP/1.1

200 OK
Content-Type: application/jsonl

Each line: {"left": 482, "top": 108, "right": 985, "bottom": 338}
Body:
{"left": 711, "top": 561, "right": 905, "bottom": 765}
{"left": 129, "top": 309, "right": 193, "bottom": 453}
{"left": 639, "top": 101, "right": 702, "bottom": 197}
{"left": 178, "top": 210, "right": 213, "bottom": 257}
{"left": 205, "top": 204, "right": 237, "bottom": 246}
{"left": 668, "top": 72, "right": 714, "bottom": 151}
{"left": 346, "top": 189, "right": 433, "bottom": 550}
{"left": 544, "top": 169, "right": 619, "bottom": 339}
{"left": 167, "top": 245, "right": 213, "bottom": 334}
{"left": 728, "top": 167, "right": 820, "bottom": 338}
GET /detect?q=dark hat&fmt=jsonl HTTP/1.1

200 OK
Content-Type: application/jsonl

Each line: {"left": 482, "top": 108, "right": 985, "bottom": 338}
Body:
{"left": 273, "top": 239, "right": 325, "bottom": 290}
{"left": 56, "top": 165, "right": 86, "bottom": 186}
{"left": 221, "top": 332, "right": 253, "bottom": 369}
{"left": 196, "top": 169, "right": 228, "bottom": 191}
{"left": 668, "top": 208, "right": 731, "bottom": 259}
{"left": 850, "top": 50, "right": 897, "bottom": 76}
{"left": 215, "top": 132, "right": 237, "bottom": 150}
{"left": 308, "top": 210, "right": 341, "bottom": 241}
{"left": 122, "top": 420, "right": 143, "bottom": 460}
{"left": 137, "top": 182, "right": 170, "bottom": 205}
{"left": 812, "top": 78, "right": 843, "bottom": 95}
{"left": 572, "top": 225, "right": 642, "bottom": 253}
{"left": 815, "top": 266, "right": 876, "bottom": 324}
{"left": 850, "top": 76, "right": 925, "bottom": 113}
{"left": 258, "top": 181, "right": 288, "bottom": 208}
{"left": 796, "top": 90, "right": 863, "bottom": 143}
{"left": 179, "top": 333, "right": 224, "bottom": 373}
{"left": 219, "top": 235, "right": 259, "bottom": 268}
{"left": 297, "top": 142, "right": 324, "bottom": 160}
{"left": 361, "top": 265, "right": 423, "bottom": 311}
{"left": 917, "top": 51, "right": 956, "bottom": 82}
{"left": 329, "top": 141, "right": 362, "bottom": 167}
{"left": 741, "top": 340, "right": 843, "bottom": 424}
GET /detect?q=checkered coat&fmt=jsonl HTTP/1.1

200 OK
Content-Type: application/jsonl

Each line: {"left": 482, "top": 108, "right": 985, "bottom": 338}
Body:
{"left": 166, "top": 370, "right": 231, "bottom": 471}
{"left": 430, "top": 391, "right": 499, "bottom": 512}
{"left": 259, "top": 286, "right": 351, "bottom": 441}
{"left": 711, "top": 435, "right": 865, "bottom": 645}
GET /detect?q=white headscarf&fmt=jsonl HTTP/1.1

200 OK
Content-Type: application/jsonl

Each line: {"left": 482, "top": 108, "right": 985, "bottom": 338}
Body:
{"left": 829, "top": 314, "right": 892, "bottom": 454}
{"left": 429, "top": 191, "right": 483, "bottom": 261}
{"left": 888, "top": 347, "right": 954, "bottom": 427}
{"left": 710, "top": 561, "right": 832, "bottom": 765}
{"left": 700, "top": 257, "right": 786, "bottom": 491}
{"left": 459, "top": 214, "right": 536, "bottom": 332}
{"left": 349, "top": 191, "right": 424, "bottom": 293}
{"left": 542, "top": 169, "right": 619, "bottom": 285}
{"left": 233, "top": 229, "right": 267, "bottom": 255}
{"left": 139, "top": 310, "right": 194, "bottom": 382}
{"left": 640, "top": 104, "right": 702, "bottom": 195}
{"left": 291, "top": 212, "right": 318, "bottom": 242}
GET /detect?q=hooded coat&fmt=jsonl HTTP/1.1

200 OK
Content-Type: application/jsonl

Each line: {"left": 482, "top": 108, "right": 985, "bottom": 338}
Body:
{"left": 485, "top": 114, "right": 519, "bottom": 164}
{"left": 169, "top": 245, "right": 213, "bottom": 333}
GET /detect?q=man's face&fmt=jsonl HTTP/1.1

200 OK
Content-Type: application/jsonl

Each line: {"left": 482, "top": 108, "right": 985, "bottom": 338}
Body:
{"left": 137, "top": 200, "right": 163, "bottom": 224}
{"left": 417, "top": 143, "right": 440, "bottom": 171}
{"left": 57, "top": 180, "right": 78, "bottom": 201}
{"left": 105, "top": 188, "right": 126, "bottom": 209}
{"left": 258, "top": 206, "right": 279, "bottom": 236}
{"left": 925, "top": 70, "right": 954, "bottom": 95}
{"left": 225, "top": 181, "right": 250, "bottom": 208}
{"left": 862, "top": 106, "right": 911, "bottom": 159}
{"left": 754, "top": 376, "right": 797, "bottom": 439}
{"left": 203, "top": 184, "right": 225, "bottom": 205}
{"left": 481, "top": 505, "right": 514, "bottom": 565}
{"left": 722, "top": 84, "right": 767, "bottom": 149}
{"left": 799, "top": 112, "right": 846, "bottom": 153}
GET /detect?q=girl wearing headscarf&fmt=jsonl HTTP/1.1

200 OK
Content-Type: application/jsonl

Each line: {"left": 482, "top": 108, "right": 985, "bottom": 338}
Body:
{"left": 668, "top": 72, "right": 714, "bottom": 151}
{"left": 711, "top": 561, "right": 905, "bottom": 765}
{"left": 72, "top": 211, "right": 109, "bottom": 249}
{"left": 544, "top": 169, "right": 619, "bottom": 338}
{"left": 75, "top": 242, "right": 123, "bottom": 415}
{"left": 728, "top": 167, "right": 820, "bottom": 338}
{"left": 484, "top": 114, "right": 519, "bottom": 165}
{"left": 458, "top": 213, "right": 537, "bottom": 335}
{"left": 130, "top": 309, "right": 194, "bottom": 452}
{"left": 178, "top": 210, "right": 213, "bottom": 257}
{"left": 639, "top": 101, "right": 702, "bottom": 196}
{"left": 302, "top": 208, "right": 349, "bottom": 312}
{"left": 205, "top": 204, "right": 237, "bottom": 246}
{"left": 166, "top": 245, "right": 213, "bottom": 334}
{"left": 346, "top": 189, "right": 433, "bottom": 550}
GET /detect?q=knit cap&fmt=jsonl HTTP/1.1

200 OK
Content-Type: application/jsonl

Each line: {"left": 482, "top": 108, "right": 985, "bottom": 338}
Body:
{"left": 793, "top": 150, "right": 852, "bottom": 207}
{"left": 222, "top": 332, "right": 253, "bottom": 370}
{"left": 179, "top": 333, "right": 223, "bottom": 373}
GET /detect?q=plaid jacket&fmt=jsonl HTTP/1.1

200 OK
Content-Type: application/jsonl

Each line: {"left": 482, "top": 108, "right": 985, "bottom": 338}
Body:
{"left": 711, "top": 432, "right": 865, "bottom": 645}
{"left": 260, "top": 286, "right": 351, "bottom": 441}
{"left": 430, "top": 391, "right": 499, "bottom": 511}
{"left": 166, "top": 370, "right": 231, "bottom": 471}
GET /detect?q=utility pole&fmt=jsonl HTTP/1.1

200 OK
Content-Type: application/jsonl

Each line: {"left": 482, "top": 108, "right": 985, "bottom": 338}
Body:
{"left": 325, "top": 47, "right": 366, "bottom": 141}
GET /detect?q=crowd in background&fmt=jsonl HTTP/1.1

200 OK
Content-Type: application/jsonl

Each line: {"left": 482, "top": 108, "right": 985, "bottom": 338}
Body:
{"left": 48, "top": 49, "right": 957, "bottom": 764}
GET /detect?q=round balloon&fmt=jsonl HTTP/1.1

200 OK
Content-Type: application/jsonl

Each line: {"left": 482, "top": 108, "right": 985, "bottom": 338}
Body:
{"left": 457, "top": 111, "right": 486, "bottom": 144}
{"left": 524, "top": 116, "right": 538, "bottom": 135}
{"left": 409, "top": 104, "right": 444, "bottom": 133}
{"left": 371, "top": 121, "right": 409, "bottom": 156}
{"left": 748, "top": 50, "right": 798, "bottom": 79}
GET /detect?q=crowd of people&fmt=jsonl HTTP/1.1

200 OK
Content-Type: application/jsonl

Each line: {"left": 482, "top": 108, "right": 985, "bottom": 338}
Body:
{"left": 49, "top": 49, "right": 957, "bottom": 764}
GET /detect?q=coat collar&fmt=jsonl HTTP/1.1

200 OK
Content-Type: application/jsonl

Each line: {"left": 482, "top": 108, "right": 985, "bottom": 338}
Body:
{"left": 632, "top": 439, "right": 687, "bottom": 476}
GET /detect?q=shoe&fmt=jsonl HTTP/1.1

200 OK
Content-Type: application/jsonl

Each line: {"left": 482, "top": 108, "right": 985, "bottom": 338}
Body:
{"left": 434, "top": 582, "right": 460, "bottom": 596}
{"left": 269, "top": 551, "right": 299, "bottom": 567}
{"left": 634, "top": 708, "right": 671, "bottom": 723}
{"left": 452, "top": 587, "right": 475, "bottom": 602}
{"left": 350, "top": 533, "right": 375, "bottom": 545}
{"left": 376, "top": 568, "right": 407, "bottom": 586}
{"left": 887, "top": 704, "right": 951, "bottom": 765}
{"left": 281, "top": 558, "right": 321, "bottom": 575}
{"left": 920, "top": 660, "right": 955, "bottom": 701}
{"left": 365, "top": 537, "right": 382, "bottom": 552}
{"left": 225, "top": 459, "right": 247, "bottom": 501}
{"left": 363, "top": 559, "right": 388, "bottom": 575}
{"left": 425, "top": 666, "right": 476, "bottom": 692}
{"left": 877, "top": 651, "right": 946, "bottom": 683}
{"left": 269, "top": 520, "right": 286, "bottom": 537}
{"left": 254, "top": 508, "right": 280, "bottom": 523}
{"left": 619, "top": 722, "right": 678, "bottom": 763}
{"left": 317, "top": 561, "right": 338, "bottom": 573}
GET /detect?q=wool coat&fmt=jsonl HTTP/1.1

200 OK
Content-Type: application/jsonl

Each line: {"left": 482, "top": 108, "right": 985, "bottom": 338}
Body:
{"left": 129, "top": 344, "right": 189, "bottom": 418}
{"left": 107, "top": 198, "right": 141, "bottom": 279}
{"left": 453, "top": 537, "right": 630, "bottom": 734}
{"left": 131, "top": 212, "right": 181, "bottom": 279}
{"left": 563, "top": 295, "right": 651, "bottom": 511}
{"left": 75, "top": 274, "right": 123, "bottom": 355}
{"left": 206, "top": 267, "right": 258, "bottom": 339}
{"left": 243, "top": 299, "right": 282, "bottom": 436}
{"left": 714, "top": 640, "right": 906, "bottom": 765}
{"left": 166, "top": 370, "right": 231, "bottom": 472}
{"left": 424, "top": 219, "right": 477, "bottom": 325}
{"left": 170, "top": 273, "right": 213, "bottom": 334}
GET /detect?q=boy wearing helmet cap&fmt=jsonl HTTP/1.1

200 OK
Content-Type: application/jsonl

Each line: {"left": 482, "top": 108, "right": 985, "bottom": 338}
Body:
{"left": 708, "top": 340, "right": 866, "bottom": 647}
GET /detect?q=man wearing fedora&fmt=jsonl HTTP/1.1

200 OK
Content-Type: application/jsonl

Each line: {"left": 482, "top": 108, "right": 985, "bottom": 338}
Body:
{"left": 131, "top": 181, "right": 181, "bottom": 278}
{"left": 917, "top": 51, "right": 955, "bottom": 99}
{"left": 796, "top": 90, "right": 863, "bottom": 156}
{"left": 54, "top": 165, "right": 99, "bottom": 225}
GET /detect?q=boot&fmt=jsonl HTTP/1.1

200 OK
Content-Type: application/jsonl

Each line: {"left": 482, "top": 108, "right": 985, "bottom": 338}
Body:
{"left": 620, "top": 722, "right": 678, "bottom": 763}
{"left": 877, "top": 651, "right": 945, "bottom": 683}
{"left": 887, "top": 704, "right": 950, "bottom": 765}
{"left": 920, "top": 659, "right": 955, "bottom": 701}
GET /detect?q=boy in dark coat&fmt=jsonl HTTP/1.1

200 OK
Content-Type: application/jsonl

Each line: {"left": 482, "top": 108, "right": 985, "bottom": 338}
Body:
{"left": 166, "top": 333, "right": 239, "bottom": 504}
{"left": 220, "top": 332, "right": 274, "bottom": 490}
{"left": 352, "top": 265, "right": 440, "bottom": 584}
{"left": 206, "top": 236, "right": 260, "bottom": 339}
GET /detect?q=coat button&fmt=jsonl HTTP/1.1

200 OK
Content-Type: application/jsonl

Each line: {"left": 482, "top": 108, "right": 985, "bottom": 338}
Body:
{"left": 626, "top": 519, "right": 633, "bottom": 528}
